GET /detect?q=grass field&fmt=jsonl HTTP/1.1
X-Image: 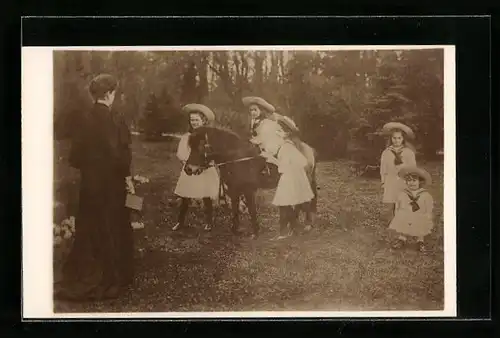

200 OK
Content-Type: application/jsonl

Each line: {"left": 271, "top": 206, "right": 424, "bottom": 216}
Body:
{"left": 53, "top": 136, "right": 444, "bottom": 313}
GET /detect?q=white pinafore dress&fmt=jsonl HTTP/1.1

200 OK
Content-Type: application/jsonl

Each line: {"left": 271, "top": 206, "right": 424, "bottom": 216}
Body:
{"left": 272, "top": 141, "right": 314, "bottom": 206}
{"left": 389, "top": 188, "right": 434, "bottom": 237}
{"left": 174, "top": 133, "right": 220, "bottom": 199}
{"left": 380, "top": 146, "right": 416, "bottom": 203}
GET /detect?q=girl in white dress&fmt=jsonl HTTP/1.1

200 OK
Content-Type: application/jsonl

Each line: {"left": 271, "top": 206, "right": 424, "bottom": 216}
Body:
{"left": 261, "top": 119, "right": 315, "bottom": 240}
{"left": 242, "top": 96, "right": 283, "bottom": 149}
{"left": 380, "top": 122, "right": 417, "bottom": 223}
{"left": 172, "top": 104, "right": 220, "bottom": 231}
{"left": 389, "top": 166, "right": 434, "bottom": 252}
{"left": 242, "top": 96, "right": 284, "bottom": 186}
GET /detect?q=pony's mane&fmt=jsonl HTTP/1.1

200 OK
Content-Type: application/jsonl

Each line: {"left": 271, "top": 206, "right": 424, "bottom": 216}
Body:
{"left": 207, "top": 124, "right": 242, "bottom": 140}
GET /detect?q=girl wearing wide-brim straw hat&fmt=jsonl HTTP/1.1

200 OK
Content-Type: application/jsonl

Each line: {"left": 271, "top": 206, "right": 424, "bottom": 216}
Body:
{"left": 242, "top": 96, "right": 284, "bottom": 147}
{"left": 389, "top": 165, "right": 434, "bottom": 252}
{"left": 379, "top": 121, "right": 417, "bottom": 222}
{"left": 260, "top": 118, "right": 315, "bottom": 240}
{"left": 171, "top": 103, "right": 220, "bottom": 232}
{"left": 242, "top": 96, "right": 285, "bottom": 187}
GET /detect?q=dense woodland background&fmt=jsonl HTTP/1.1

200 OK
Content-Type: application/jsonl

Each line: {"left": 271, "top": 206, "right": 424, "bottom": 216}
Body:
{"left": 53, "top": 49, "right": 444, "bottom": 164}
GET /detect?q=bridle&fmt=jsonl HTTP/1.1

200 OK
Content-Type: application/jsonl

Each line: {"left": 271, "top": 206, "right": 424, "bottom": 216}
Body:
{"left": 200, "top": 130, "right": 259, "bottom": 168}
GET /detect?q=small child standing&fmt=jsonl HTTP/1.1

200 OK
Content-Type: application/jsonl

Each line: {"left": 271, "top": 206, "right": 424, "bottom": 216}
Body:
{"left": 261, "top": 117, "right": 315, "bottom": 240}
{"left": 380, "top": 122, "right": 417, "bottom": 222}
{"left": 389, "top": 166, "right": 434, "bottom": 252}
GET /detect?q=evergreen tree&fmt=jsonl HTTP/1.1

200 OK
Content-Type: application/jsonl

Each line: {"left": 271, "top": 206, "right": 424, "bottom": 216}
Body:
{"left": 141, "top": 93, "right": 163, "bottom": 140}
{"left": 180, "top": 62, "right": 198, "bottom": 106}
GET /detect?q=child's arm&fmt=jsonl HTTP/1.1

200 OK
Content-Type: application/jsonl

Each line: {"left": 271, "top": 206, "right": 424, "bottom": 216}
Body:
{"left": 402, "top": 148, "right": 417, "bottom": 166}
{"left": 394, "top": 192, "right": 405, "bottom": 212}
{"left": 176, "top": 134, "right": 190, "bottom": 163}
{"left": 293, "top": 145, "right": 309, "bottom": 169}
{"left": 422, "top": 192, "right": 434, "bottom": 219}
{"left": 275, "top": 149, "right": 289, "bottom": 174}
{"left": 275, "top": 144, "right": 303, "bottom": 174}
{"left": 380, "top": 149, "right": 390, "bottom": 184}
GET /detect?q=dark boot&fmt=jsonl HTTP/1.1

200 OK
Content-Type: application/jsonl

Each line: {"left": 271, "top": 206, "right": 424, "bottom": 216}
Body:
{"left": 173, "top": 198, "right": 189, "bottom": 231}
{"left": 203, "top": 197, "right": 213, "bottom": 231}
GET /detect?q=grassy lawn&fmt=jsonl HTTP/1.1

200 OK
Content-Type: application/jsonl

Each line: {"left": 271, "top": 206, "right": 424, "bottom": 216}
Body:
{"left": 53, "top": 136, "right": 444, "bottom": 313}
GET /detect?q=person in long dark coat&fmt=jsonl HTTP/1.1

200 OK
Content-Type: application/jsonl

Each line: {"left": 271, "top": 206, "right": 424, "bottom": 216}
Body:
{"left": 55, "top": 74, "right": 135, "bottom": 301}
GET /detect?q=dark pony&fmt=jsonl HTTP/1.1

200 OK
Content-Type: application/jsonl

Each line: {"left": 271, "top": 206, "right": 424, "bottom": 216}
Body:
{"left": 185, "top": 125, "right": 318, "bottom": 237}
{"left": 185, "top": 126, "right": 267, "bottom": 238}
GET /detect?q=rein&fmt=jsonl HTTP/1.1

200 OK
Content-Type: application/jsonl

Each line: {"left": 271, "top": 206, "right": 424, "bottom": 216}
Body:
{"left": 202, "top": 129, "right": 260, "bottom": 168}
{"left": 215, "top": 156, "right": 258, "bottom": 167}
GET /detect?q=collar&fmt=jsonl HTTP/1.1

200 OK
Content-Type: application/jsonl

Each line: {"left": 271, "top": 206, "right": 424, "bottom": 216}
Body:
{"left": 405, "top": 188, "right": 425, "bottom": 197}
{"left": 388, "top": 145, "right": 404, "bottom": 152}
{"left": 96, "top": 101, "right": 112, "bottom": 109}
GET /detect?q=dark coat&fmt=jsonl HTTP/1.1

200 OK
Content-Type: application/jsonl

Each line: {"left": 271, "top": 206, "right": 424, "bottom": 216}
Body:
{"left": 57, "top": 102, "right": 134, "bottom": 300}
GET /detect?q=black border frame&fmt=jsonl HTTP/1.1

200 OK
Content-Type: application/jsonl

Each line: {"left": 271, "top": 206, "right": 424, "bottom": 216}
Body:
{"left": 5, "top": 15, "right": 495, "bottom": 335}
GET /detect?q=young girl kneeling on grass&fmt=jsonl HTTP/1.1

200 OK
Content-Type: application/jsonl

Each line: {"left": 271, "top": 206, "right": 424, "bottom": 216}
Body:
{"left": 261, "top": 116, "right": 315, "bottom": 241}
{"left": 380, "top": 122, "right": 417, "bottom": 223}
{"left": 389, "top": 165, "right": 434, "bottom": 252}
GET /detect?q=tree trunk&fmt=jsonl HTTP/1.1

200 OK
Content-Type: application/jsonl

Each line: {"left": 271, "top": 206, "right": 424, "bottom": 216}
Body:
{"left": 197, "top": 52, "right": 209, "bottom": 103}
{"left": 254, "top": 51, "right": 263, "bottom": 94}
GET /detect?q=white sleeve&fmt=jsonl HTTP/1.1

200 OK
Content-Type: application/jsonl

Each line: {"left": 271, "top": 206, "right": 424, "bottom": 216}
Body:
{"left": 422, "top": 192, "right": 434, "bottom": 217}
{"left": 380, "top": 149, "right": 391, "bottom": 183}
{"left": 402, "top": 148, "right": 416, "bottom": 166}
{"left": 176, "top": 134, "right": 191, "bottom": 162}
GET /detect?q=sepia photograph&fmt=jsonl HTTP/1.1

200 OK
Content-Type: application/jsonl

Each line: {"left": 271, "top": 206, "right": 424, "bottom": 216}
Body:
{"left": 22, "top": 45, "right": 456, "bottom": 318}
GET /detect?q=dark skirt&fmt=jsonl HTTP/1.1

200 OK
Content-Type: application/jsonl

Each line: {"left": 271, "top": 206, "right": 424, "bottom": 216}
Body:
{"left": 55, "top": 168, "right": 134, "bottom": 301}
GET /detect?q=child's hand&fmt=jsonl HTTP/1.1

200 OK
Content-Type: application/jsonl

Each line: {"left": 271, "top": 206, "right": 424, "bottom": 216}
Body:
{"left": 126, "top": 176, "right": 135, "bottom": 194}
{"left": 262, "top": 153, "right": 277, "bottom": 165}
{"left": 260, "top": 151, "right": 272, "bottom": 160}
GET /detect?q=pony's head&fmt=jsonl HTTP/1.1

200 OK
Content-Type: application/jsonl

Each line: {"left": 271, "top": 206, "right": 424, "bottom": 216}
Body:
{"left": 184, "top": 126, "right": 257, "bottom": 175}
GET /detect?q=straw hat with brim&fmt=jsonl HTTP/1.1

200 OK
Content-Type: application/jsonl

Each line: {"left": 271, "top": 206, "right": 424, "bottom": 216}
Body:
{"left": 242, "top": 96, "right": 276, "bottom": 113}
{"left": 382, "top": 122, "right": 415, "bottom": 140}
{"left": 398, "top": 166, "right": 432, "bottom": 185}
{"left": 276, "top": 115, "right": 300, "bottom": 134}
{"left": 182, "top": 103, "right": 215, "bottom": 121}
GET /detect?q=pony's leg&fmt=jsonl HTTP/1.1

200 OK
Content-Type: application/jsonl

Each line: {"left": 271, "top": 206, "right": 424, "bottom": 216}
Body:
{"left": 173, "top": 197, "right": 190, "bottom": 231}
{"left": 290, "top": 206, "right": 302, "bottom": 235}
{"left": 305, "top": 173, "right": 318, "bottom": 230}
{"left": 309, "top": 194, "right": 318, "bottom": 226}
{"left": 302, "top": 201, "right": 315, "bottom": 232}
{"left": 278, "top": 206, "right": 291, "bottom": 236}
{"left": 243, "top": 190, "right": 259, "bottom": 238}
{"left": 202, "top": 197, "right": 213, "bottom": 231}
{"left": 230, "top": 192, "right": 241, "bottom": 235}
